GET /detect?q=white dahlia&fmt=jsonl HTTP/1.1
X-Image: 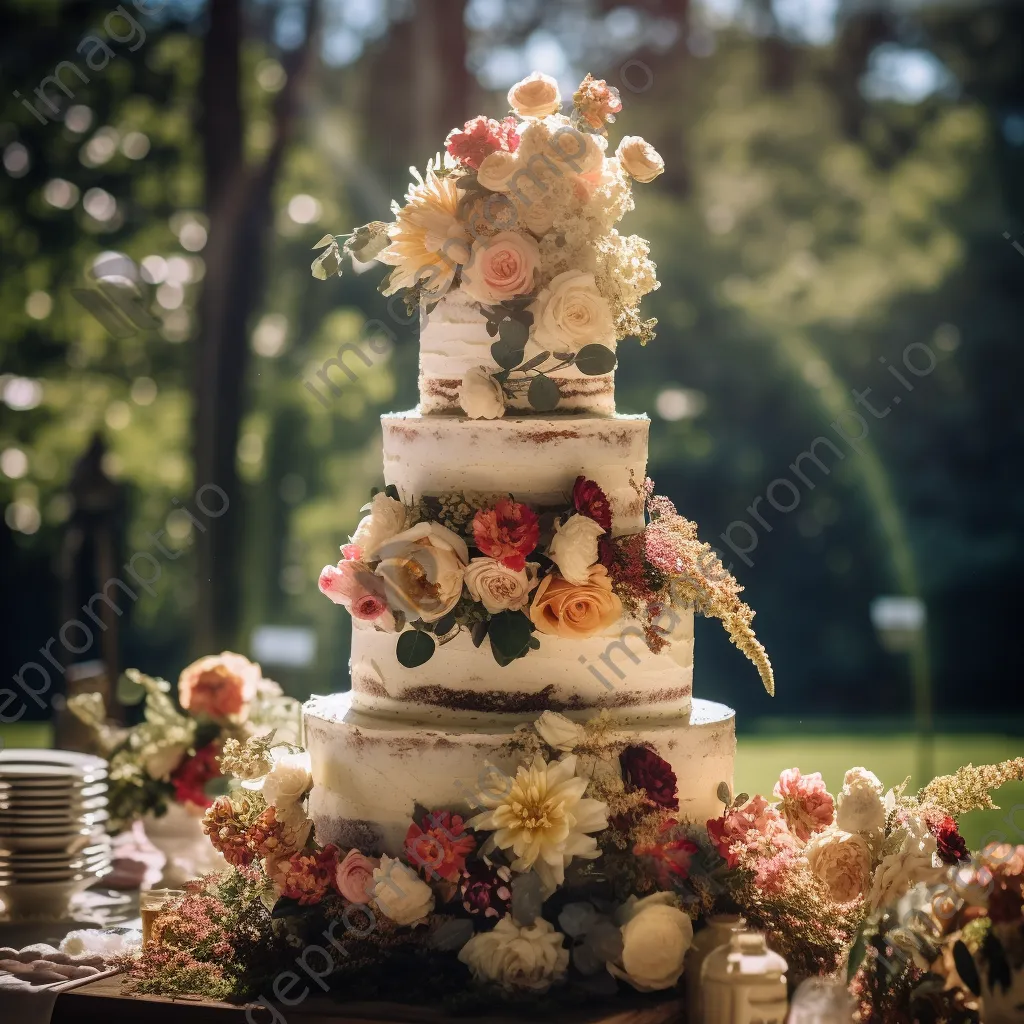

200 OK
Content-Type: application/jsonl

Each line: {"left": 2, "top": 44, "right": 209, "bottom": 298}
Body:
{"left": 377, "top": 163, "right": 470, "bottom": 298}
{"left": 467, "top": 753, "right": 608, "bottom": 893}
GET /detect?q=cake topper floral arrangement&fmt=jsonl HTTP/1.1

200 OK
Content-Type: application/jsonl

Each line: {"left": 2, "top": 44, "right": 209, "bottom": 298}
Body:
{"left": 319, "top": 476, "right": 775, "bottom": 695}
{"left": 312, "top": 71, "right": 663, "bottom": 414}
{"left": 122, "top": 710, "right": 1024, "bottom": 1021}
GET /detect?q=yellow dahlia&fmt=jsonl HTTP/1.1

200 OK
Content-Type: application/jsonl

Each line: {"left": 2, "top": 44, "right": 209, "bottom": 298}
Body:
{"left": 467, "top": 753, "right": 608, "bottom": 893}
{"left": 377, "top": 162, "right": 470, "bottom": 298}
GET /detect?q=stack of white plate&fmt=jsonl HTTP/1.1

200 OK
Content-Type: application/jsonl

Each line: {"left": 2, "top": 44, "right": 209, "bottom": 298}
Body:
{"left": 0, "top": 750, "right": 112, "bottom": 918}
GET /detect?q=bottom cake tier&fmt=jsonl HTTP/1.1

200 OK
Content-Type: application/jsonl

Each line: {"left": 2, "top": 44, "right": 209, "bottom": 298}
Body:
{"left": 304, "top": 693, "right": 736, "bottom": 854}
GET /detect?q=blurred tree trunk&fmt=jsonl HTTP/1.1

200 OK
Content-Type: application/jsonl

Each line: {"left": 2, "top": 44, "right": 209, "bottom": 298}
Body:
{"left": 192, "top": 0, "right": 320, "bottom": 655}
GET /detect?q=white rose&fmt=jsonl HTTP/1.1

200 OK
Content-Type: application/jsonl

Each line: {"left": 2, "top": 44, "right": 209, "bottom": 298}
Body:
{"left": 615, "top": 136, "right": 665, "bottom": 183}
{"left": 144, "top": 742, "right": 189, "bottom": 781}
{"left": 805, "top": 828, "right": 872, "bottom": 902}
{"left": 464, "top": 557, "right": 538, "bottom": 613}
{"left": 520, "top": 194, "right": 555, "bottom": 236}
{"left": 258, "top": 750, "right": 312, "bottom": 810}
{"left": 372, "top": 855, "right": 435, "bottom": 926}
{"left": 458, "top": 914, "right": 569, "bottom": 992}
{"left": 608, "top": 892, "right": 693, "bottom": 992}
{"left": 551, "top": 128, "right": 605, "bottom": 175}
{"left": 836, "top": 767, "right": 886, "bottom": 835}
{"left": 507, "top": 72, "right": 561, "bottom": 118}
{"left": 477, "top": 150, "right": 520, "bottom": 193}
{"left": 868, "top": 827, "right": 941, "bottom": 912}
{"left": 375, "top": 521, "right": 468, "bottom": 623}
{"left": 534, "top": 710, "right": 584, "bottom": 752}
{"left": 350, "top": 492, "right": 409, "bottom": 561}
{"left": 547, "top": 513, "right": 605, "bottom": 585}
{"left": 530, "top": 270, "right": 616, "bottom": 353}
{"left": 458, "top": 366, "right": 505, "bottom": 420}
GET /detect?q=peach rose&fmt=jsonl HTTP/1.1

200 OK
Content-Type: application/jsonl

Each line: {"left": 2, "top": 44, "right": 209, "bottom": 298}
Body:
{"left": 460, "top": 230, "right": 539, "bottom": 304}
{"left": 335, "top": 848, "right": 380, "bottom": 904}
{"left": 615, "top": 136, "right": 664, "bottom": 183}
{"left": 178, "top": 652, "right": 262, "bottom": 721}
{"left": 529, "top": 565, "right": 622, "bottom": 639}
{"left": 805, "top": 828, "right": 872, "bottom": 903}
{"left": 508, "top": 72, "right": 561, "bottom": 118}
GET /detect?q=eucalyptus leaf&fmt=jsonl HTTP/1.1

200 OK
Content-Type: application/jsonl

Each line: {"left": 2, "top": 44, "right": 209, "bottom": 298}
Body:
{"left": 312, "top": 234, "right": 336, "bottom": 249}
{"left": 716, "top": 781, "right": 732, "bottom": 807}
{"left": 396, "top": 630, "right": 436, "bottom": 668}
{"left": 846, "top": 923, "right": 869, "bottom": 984}
{"left": 431, "top": 611, "right": 457, "bottom": 636}
{"left": 485, "top": 320, "right": 499, "bottom": 338}
{"left": 517, "top": 351, "right": 551, "bottom": 373}
{"left": 471, "top": 620, "right": 489, "bottom": 648}
{"left": 508, "top": 308, "right": 534, "bottom": 326}
{"left": 498, "top": 317, "right": 529, "bottom": 348}
{"left": 384, "top": 483, "right": 401, "bottom": 501}
{"left": 345, "top": 221, "right": 390, "bottom": 262}
{"left": 311, "top": 239, "right": 343, "bottom": 281}
{"left": 491, "top": 337, "right": 526, "bottom": 370}
{"left": 552, "top": 351, "right": 576, "bottom": 362}
{"left": 528, "top": 374, "right": 561, "bottom": 412}
{"left": 488, "top": 610, "right": 533, "bottom": 660}
{"left": 574, "top": 344, "right": 617, "bottom": 376}
{"left": 953, "top": 940, "right": 981, "bottom": 995}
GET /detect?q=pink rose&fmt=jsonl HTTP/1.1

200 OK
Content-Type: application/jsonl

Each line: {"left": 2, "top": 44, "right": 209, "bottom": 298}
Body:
{"left": 773, "top": 768, "right": 835, "bottom": 842}
{"left": 460, "top": 231, "right": 539, "bottom": 304}
{"left": 318, "top": 559, "right": 389, "bottom": 622}
{"left": 707, "top": 795, "right": 793, "bottom": 868}
{"left": 178, "top": 652, "right": 262, "bottom": 721}
{"left": 335, "top": 848, "right": 380, "bottom": 904}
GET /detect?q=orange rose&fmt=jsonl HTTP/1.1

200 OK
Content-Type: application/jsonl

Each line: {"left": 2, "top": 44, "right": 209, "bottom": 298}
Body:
{"left": 529, "top": 565, "right": 622, "bottom": 639}
{"left": 178, "top": 651, "right": 262, "bottom": 722}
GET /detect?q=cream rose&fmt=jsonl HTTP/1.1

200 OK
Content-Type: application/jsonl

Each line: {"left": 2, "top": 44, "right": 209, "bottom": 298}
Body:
{"left": 476, "top": 150, "right": 520, "bottom": 193}
{"left": 867, "top": 823, "right": 941, "bottom": 912}
{"left": 551, "top": 127, "right": 605, "bottom": 175}
{"left": 534, "top": 710, "right": 585, "bottom": 752}
{"left": 258, "top": 750, "right": 312, "bottom": 810}
{"left": 458, "top": 914, "right": 569, "bottom": 992}
{"left": 805, "top": 828, "right": 872, "bottom": 903}
{"left": 520, "top": 194, "right": 555, "bottom": 237}
{"left": 615, "top": 136, "right": 665, "bottom": 183}
{"left": 609, "top": 892, "right": 693, "bottom": 992}
{"left": 507, "top": 72, "right": 561, "bottom": 119}
{"left": 836, "top": 766, "right": 886, "bottom": 835}
{"left": 375, "top": 521, "right": 468, "bottom": 623}
{"left": 458, "top": 366, "right": 505, "bottom": 419}
{"left": 350, "top": 492, "right": 409, "bottom": 561}
{"left": 372, "top": 855, "right": 434, "bottom": 926}
{"left": 460, "top": 230, "right": 539, "bottom": 304}
{"left": 464, "top": 557, "right": 538, "bottom": 613}
{"left": 529, "top": 564, "right": 623, "bottom": 639}
{"left": 530, "top": 270, "right": 616, "bottom": 353}
{"left": 547, "top": 513, "right": 605, "bottom": 585}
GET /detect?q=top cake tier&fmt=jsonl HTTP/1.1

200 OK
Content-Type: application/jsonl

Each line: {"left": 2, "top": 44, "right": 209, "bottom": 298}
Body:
{"left": 419, "top": 289, "right": 617, "bottom": 416}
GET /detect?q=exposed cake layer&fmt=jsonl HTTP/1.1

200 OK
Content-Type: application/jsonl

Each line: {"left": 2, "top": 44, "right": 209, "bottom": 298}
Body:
{"left": 419, "top": 290, "right": 615, "bottom": 416}
{"left": 350, "top": 607, "right": 694, "bottom": 725}
{"left": 382, "top": 411, "right": 649, "bottom": 537}
{"left": 305, "top": 693, "right": 735, "bottom": 854}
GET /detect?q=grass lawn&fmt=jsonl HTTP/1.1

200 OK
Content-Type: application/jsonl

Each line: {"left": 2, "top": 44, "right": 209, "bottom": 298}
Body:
{"left": 4, "top": 722, "right": 1021, "bottom": 851}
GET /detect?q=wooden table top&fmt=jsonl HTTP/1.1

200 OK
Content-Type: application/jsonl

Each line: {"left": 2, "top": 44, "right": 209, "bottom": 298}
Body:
{"left": 53, "top": 973, "right": 686, "bottom": 1023}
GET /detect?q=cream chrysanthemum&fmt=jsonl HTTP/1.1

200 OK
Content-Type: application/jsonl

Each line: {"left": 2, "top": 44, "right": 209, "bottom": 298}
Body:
{"left": 377, "top": 162, "right": 470, "bottom": 298}
{"left": 467, "top": 753, "right": 608, "bottom": 893}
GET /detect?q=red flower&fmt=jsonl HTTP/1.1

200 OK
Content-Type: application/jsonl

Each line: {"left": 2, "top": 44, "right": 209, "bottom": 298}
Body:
{"left": 573, "top": 476, "right": 612, "bottom": 532}
{"left": 472, "top": 498, "right": 540, "bottom": 570}
{"left": 620, "top": 746, "right": 678, "bottom": 811}
{"left": 634, "top": 820, "right": 698, "bottom": 887}
{"left": 459, "top": 860, "right": 512, "bottom": 922}
{"left": 170, "top": 742, "right": 221, "bottom": 809}
{"left": 404, "top": 810, "right": 476, "bottom": 883}
{"left": 445, "top": 115, "right": 520, "bottom": 170}
{"left": 927, "top": 813, "right": 969, "bottom": 864}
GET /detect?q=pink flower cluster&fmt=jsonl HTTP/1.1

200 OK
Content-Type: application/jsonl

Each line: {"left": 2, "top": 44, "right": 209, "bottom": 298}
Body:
{"left": 773, "top": 768, "right": 835, "bottom": 842}
{"left": 445, "top": 115, "right": 519, "bottom": 170}
{"left": 707, "top": 794, "right": 800, "bottom": 870}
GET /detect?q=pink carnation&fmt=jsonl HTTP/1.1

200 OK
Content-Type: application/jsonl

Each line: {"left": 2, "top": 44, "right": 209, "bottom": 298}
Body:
{"left": 707, "top": 795, "right": 794, "bottom": 868}
{"left": 773, "top": 768, "right": 835, "bottom": 842}
{"left": 445, "top": 115, "right": 520, "bottom": 170}
{"left": 318, "top": 559, "right": 389, "bottom": 621}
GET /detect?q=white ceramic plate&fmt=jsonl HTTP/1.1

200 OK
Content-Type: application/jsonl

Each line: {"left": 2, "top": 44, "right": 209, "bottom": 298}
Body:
{"left": 0, "top": 800, "right": 109, "bottom": 821}
{"left": 0, "top": 749, "right": 107, "bottom": 773}
{"left": 0, "top": 809, "right": 109, "bottom": 831}
{"left": 0, "top": 866, "right": 113, "bottom": 918}
{"left": 0, "top": 858, "right": 111, "bottom": 882}
{"left": 0, "top": 829, "right": 108, "bottom": 853}
{"left": 0, "top": 842, "right": 111, "bottom": 865}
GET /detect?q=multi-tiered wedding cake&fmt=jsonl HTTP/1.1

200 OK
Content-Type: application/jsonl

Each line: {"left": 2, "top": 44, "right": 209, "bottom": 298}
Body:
{"left": 305, "top": 73, "right": 772, "bottom": 868}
